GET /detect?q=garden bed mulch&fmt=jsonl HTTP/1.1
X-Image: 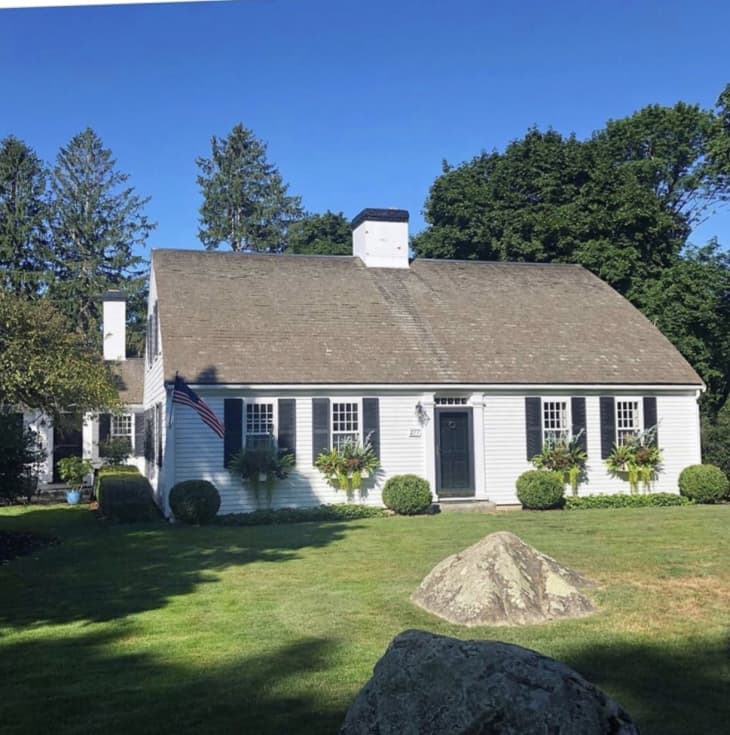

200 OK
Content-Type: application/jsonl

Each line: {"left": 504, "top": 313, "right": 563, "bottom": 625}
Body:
{"left": 0, "top": 530, "right": 61, "bottom": 564}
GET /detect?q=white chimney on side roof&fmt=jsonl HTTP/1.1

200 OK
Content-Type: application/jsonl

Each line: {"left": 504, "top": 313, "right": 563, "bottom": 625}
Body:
{"left": 351, "top": 208, "right": 410, "bottom": 269}
{"left": 102, "top": 290, "right": 126, "bottom": 361}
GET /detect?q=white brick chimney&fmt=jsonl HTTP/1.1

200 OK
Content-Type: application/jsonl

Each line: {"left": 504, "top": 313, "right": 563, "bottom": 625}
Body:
{"left": 351, "top": 208, "right": 410, "bottom": 269}
{"left": 102, "top": 290, "right": 126, "bottom": 361}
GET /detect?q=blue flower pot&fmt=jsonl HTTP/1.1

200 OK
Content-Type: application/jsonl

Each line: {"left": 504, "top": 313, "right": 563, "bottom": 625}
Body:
{"left": 66, "top": 489, "right": 81, "bottom": 505}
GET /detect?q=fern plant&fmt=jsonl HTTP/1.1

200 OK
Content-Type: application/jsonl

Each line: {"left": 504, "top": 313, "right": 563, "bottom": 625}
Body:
{"left": 228, "top": 439, "right": 295, "bottom": 508}
{"left": 531, "top": 432, "right": 587, "bottom": 495}
{"left": 605, "top": 426, "right": 662, "bottom": 494}
{"left": 315, "top": 436, "right": 378, "bottom": 493}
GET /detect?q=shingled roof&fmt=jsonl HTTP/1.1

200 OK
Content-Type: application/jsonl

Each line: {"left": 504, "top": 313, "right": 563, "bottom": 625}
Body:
{"left": 152, "top": 249, "right": 702, "bottom": 387}
{"left": 110, "top": 358, "right": 144, "bottom": 403}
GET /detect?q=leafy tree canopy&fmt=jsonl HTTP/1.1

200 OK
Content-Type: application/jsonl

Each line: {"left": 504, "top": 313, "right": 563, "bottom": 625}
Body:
{"left": 47, "top": 128, "right": 152, "bottom": 352}
{"left": 0, "top": 292, "right": 120, "bottom": 418}
{"left": 285, "top": 210, "right": 351, "bottom": 255}
{"left": 197, "top": 123, "right": 303, "bottom": 252}
{"left": 0, "top": 136, "right": 50, "bottom": 296}
{"left": 413, "top": 87, "right": 730, "bottom": 410}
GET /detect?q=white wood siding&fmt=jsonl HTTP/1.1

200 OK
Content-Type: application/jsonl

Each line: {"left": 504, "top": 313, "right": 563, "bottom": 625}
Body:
{"left": 172, "top": 393, "right": 426, "bottom": 515}
{"left": 655, "top": 394, "right": 702, "bottom": 492}
{"left": 156, "top": 380, "right": 702, "bottom": 514}
{"left": 483, "top": 396, "right": 532, "bottom": 504}
{"left": 142, "top": 268, "right": 167, "bottom": 504}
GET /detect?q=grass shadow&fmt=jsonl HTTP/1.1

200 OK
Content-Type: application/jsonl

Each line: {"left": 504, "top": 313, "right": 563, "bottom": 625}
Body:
{"left": 562, "top": 636, "right": 730, "bottom": 735}
{"left": 0, "top": 505, "right": 362, "bottom": 627}
{"left": 0, "top": 629, "right": 346, "bottom": 735}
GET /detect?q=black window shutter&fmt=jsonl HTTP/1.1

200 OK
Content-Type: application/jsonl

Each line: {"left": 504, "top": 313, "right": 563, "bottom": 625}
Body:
{"left": 224, "top": 399, "right": 243, "bottom": 468}
{"left": 571, "top": 397, "right": 587, "bottom": 452}
{"left": 143, "top": 408, "right": 154, "bottom": 461}
{"left": 312, "top": 398, "right": 330, "bottom": 464}
{"left": 278, "top": 399, "right": 296, "bottom": 459}
{"left": 643, "top": 396, "right": 658, "bottom": 446}
{"left": 133, "top": 410, "right": 145, "bottom": 457}
{"left": 525, "top": 397, "right": 542, "bottom": 461}
{"left": 99, "top": 414, "right": 111, "bottom": 444}
{"left": 155, "top": 403, "right": 163, "bottom": 467}
{"left": 599, "top": 397, "right": 616, "bottom": 458}
{"left": 363, "top": 398, "right": 380, "bottom": 459}
{"left": 153, "top": 303, "right": 159, "bottom": 356}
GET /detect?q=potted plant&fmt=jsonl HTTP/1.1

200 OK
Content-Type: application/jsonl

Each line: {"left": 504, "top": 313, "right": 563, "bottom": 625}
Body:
{"left": 57, "top": 456, "right": 93, "bottom": 505}
{"left": 315, "top": 436, "right": 379, "bottom": 494}
{"left": 531, "top": 432, "right": 587, "bottom": 496}
{"left": 605, "top": 427, "right": 662, "bottom": 494}
{"left": 228, "top": 439, "right": 295, "bottom": 508}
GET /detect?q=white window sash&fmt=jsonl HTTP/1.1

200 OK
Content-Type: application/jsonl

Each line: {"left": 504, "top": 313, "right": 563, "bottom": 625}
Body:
{"left": 245, "top": 399, "right": 277, "bottom": 448}
{"left": 331, "top": 398, "right": 362, "bottom": 448}
{"left": 541, "top": 397, "right": 571, "bottom": 444}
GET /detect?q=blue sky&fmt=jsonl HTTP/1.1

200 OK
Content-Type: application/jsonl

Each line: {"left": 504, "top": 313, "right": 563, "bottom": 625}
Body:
{"left": 1, "top": 0, "right": 729, "bottom": 255}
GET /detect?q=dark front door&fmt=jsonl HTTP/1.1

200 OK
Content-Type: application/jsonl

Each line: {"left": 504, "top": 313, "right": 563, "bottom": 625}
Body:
{"left": 52, "top": 415, "right": 83, "bottom": 483}
{"left": 436, "top": 409, "right": 474, "bottom": 497}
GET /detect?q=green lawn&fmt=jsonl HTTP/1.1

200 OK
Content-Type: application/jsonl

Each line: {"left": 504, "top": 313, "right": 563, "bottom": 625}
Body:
{"left": 1, "top": 505, "right": 728, "bottom": 734}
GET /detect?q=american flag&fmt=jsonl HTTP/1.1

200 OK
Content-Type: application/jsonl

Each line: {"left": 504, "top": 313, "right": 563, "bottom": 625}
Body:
{"left": 172, "top": 376, "right": 225, "bottom": 438}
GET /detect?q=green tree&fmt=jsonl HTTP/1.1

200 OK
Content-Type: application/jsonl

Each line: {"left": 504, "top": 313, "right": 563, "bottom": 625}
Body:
{"left": 0, "top": 292, "right": 119, "bottom": 418}
{"left": 48, "top": 128, "right": 152, "bottom": 350}
{"left": 414, "top": 96, "right": 728, "bottom": 301}
{"left": 0, "top": 136, "right": 50, "bottom": 296}
{"left": 196, "top": 123, "right": 303, "bottom": 252}
{"left": 285, "top": 210, "right": 351, "bottom": 255}
{"left": 640, "top": 241, "right": 730, "bottom": 411}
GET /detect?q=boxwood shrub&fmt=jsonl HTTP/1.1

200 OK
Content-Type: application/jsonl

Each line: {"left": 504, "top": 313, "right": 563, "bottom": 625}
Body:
{"left": 565, "top": 493, "right": 692, "bottom": 510}
{"left": 382, "top": 475, "right": 432, "bottom": 515}
{"left": 169, "top": 480, "right": 221, "bottom": 524}
{"left": 678, "top": 464, "right": 729, "bottom": 504}
{"left": 515, "top": 470, "right": 564, "bottom": 510}
{"left": 94, "top": 464, "right": 140, "bottom": 498}
{"left": 97, "top": 467, "right": 160, "bottom": 523}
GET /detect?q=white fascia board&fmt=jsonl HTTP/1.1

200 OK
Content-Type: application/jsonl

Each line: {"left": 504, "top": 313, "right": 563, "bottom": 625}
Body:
{"left": 177, "top": 382, "right": 704, "bottom": 394}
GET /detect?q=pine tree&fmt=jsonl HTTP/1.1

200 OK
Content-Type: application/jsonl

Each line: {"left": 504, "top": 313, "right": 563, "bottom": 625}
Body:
{"left": 196, "top": 124, "right": 303, "bottom": 252}
{"left": 0, "top": 136, "right": 50, "bottom": 296}
{"left": 48, "top": 128, "right": 153, "bottom": 349}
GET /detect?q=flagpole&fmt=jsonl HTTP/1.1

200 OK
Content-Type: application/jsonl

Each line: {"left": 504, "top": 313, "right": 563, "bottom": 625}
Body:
{"left": 167, "top": 372, "right": 177, "bottom": 429}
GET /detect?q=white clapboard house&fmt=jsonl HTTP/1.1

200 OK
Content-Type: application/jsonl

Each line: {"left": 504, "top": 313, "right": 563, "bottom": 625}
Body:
{"left": 139, "top": 208, "right": 703, "bottom": 516}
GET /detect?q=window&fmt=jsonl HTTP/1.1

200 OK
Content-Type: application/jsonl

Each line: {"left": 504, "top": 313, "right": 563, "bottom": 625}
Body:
{"left": 435, "top": 396, "right": 467, "bottom": 406}
{"left": 616, "top": 400, "right": 641, "bottom": 444}
{"left": 332, "top": 401, "right": 359, "bottom": 449}
{"left": 542, "top": 400, "right": 569, "bottom": 444}
{"left": 246, "top": 402, "right": 274, "bottom": 448}
{"left": 111, "top": 414, "right": 133, "bottom": 441}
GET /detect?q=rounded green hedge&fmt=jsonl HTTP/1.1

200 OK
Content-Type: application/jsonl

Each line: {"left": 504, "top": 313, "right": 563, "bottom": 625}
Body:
{"left": 382, "top": 475, "right": 432, "bottom": 515}
{"left": 678, "top": 464, "right": 729, "bottom": 504}
{"left": 169, "top": 480, "right": 221, "bottom": 524}
{"left": 516, "top": 470, "right": 564, "bottom": 510}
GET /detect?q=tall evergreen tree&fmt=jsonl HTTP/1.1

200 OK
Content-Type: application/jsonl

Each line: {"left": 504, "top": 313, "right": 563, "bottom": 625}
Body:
{"left": 0, "top": 136, "right": 50, "bottom": 296}
{"left": 196, "top": 124, "right": 303, "bottom": 252}
{"left": 48, "top": 128, "right": 153, "bottom": 350}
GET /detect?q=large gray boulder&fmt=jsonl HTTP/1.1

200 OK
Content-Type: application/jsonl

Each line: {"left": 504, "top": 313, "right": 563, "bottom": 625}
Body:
{"left": 412, "top": 531, "right": 594, "bottom": 626}
{"left": 339, "top": 630, "right": 639, "bottom": 735}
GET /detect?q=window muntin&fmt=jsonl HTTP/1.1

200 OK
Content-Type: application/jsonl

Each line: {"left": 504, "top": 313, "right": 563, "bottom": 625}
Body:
{"left": 542, "top": 400, "right": 569, "bottom": 444}
{"left": 616, "top": 400, "right": 641, "bottom": 444}
{"left": 111, "top": 414, "right": 133, "bottom": 440}
{"left": 246, "top": 401, "right": 275, "bottom": 448}
{"left": 332, "top": 401, "right": 359, "bottom": 449}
